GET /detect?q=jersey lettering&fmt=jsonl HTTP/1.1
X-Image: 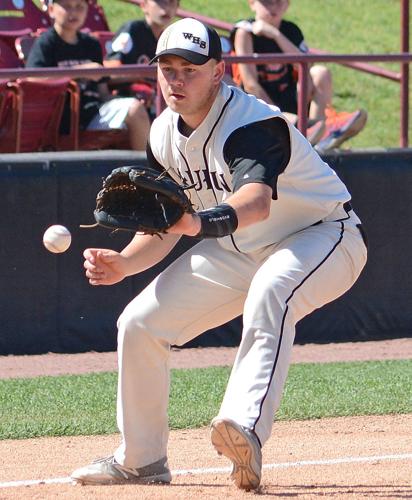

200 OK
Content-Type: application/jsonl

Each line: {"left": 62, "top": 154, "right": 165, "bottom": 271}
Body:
{"left": 182, "top": 166, "right": 231, "bottom": 193}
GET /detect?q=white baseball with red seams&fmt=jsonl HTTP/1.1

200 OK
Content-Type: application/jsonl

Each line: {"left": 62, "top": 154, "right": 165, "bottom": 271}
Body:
{"left": 42, "top": 225, "right": 72, "bottom": 253}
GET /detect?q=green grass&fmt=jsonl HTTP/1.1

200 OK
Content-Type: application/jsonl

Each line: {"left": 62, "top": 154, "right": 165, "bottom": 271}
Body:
{"left": 0, "top": 359, "right": 411, "bottom": 440}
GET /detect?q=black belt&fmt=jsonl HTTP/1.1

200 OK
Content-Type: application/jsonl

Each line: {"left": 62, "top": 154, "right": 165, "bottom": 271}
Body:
{"left": 343, "top": 201, "right": 352, "bottom": 213}
{"left": 312, "top": 201, "right": 367, "bottom": 248}
{"left": 313, "top": 201, "right": 353, "bottom": 226}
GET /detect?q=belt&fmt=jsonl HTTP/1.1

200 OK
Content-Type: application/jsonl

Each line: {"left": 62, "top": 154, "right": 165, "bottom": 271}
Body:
{"left": 312, "top": 201, "right": 367, "bottom": 249}
{"left": 311, "top": 201, "right": 352, "bottom": 227}
{"left": 343, "top": 201, "right": 352, "bottom": 213}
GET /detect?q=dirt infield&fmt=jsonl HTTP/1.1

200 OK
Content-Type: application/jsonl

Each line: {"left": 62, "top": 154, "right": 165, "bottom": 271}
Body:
{"left": 2, "top": 337, "right": 412, "bottom": 378}
{"left": 1, "top": 339, "right": 411, "bottom": 499}
{"left": 2, "top": 414, "right": 411, "bottom": 499}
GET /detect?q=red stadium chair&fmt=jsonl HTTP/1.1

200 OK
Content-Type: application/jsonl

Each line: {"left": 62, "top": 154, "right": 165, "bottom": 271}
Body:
{"left": 0, "top": 38, "right": 22, "bottom": 67}
{"left": 14, "top": 31, "right": 38, "bottom": 64}
{"left": 78, "top": 128, "right": 130, "bottom": 150}
{"left": 83, "top": 0, "right": 111, "bottom": 32}
{"left": 0, "top": 80, "right": 20, "bottom": 152}
{"left": 39, "top": 0, "right": 110, "bottom": 32}
{"left": 0, "top": 0, "right": 50, "bottom": 32}
{"left": 57, "top": 81, "right": 129, "bottom": 151}
{"left": 1, "top": 78, "right": 79, "bottom": 153}
{"left": 90, "top": 30, "right": 114, "bottom": 59}
{"left": 0, "top": 0, "right": 49, "bottom": 62}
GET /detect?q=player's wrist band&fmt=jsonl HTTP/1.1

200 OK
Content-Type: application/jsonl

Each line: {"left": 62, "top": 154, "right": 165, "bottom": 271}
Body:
{"left": 195, "top": 203, "right": 238, "bottom": 239}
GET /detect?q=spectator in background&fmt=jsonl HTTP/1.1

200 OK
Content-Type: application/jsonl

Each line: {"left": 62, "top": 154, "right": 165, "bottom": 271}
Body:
{"left": 231, "top": 0, "right": 367, "bottom": 151}
{"left": 105, "top": 0, "right": 180, "bottom": 118}
{"left": 26, "top": 0, "right": 151, "bottom": 151}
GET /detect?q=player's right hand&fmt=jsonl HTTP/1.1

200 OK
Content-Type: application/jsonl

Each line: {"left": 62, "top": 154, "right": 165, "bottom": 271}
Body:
{"left": 83, "top": 248, "right": 128, "bottom": 286}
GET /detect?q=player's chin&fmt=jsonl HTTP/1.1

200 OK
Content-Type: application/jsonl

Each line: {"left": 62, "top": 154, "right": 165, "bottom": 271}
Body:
{"left": 166, "top": 95, "right": 186, "bottom": 109}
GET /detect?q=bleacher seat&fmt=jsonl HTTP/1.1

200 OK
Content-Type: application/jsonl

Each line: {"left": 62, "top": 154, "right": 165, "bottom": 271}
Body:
{"left": 0, "top": 38, "right": 22, "bottom": 67}
{"left": 39, "top": 0, "right": 110, "bottom": 32}
{"left": 0, "top": 0, "right": 50, "bottom": 32}
{"left": 91, "top": 30, "right": 114, "bottom": 59}
{"left": 55, "top": 80, "right": 130, "bottom": 151}
{"left": 14, "top": 32, "right": 38, "bottom": 64}
{"left": 0, "top": 0, "right": 49, "bottom": 63}
{"left": 0, "top": 80, "right": 19, "bottom": 152}
{"left": 83, "top": 0, "right": 111, "bottom": 32}
{"left": 0, "top": 78, "right": 79, "bottom": 153}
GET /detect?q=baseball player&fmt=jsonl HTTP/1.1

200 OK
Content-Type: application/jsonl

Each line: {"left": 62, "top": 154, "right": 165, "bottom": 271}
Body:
{"left": 72, "top": 18, "right": 368, "bottom": 490}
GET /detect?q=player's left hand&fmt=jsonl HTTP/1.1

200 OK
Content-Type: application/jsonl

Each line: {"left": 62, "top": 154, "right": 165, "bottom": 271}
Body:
{"left": 84, "top": 248, "right": 128, "bottom": 286}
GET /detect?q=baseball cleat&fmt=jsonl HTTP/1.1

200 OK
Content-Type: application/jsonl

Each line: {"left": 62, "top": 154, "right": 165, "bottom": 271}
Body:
{"left": 210, "top": 417, "right": 262, "bottom": 491}
{"left": 71, "top": 455, "right": 171, "bottom": 485}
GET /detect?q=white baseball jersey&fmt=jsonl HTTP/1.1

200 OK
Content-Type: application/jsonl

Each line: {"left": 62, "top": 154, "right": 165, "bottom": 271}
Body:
{"left": 149, "top": 82, "right": 351, "bottom": 253}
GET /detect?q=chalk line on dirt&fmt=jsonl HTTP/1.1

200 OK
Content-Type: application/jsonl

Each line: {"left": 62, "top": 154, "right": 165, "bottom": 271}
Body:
{"left": 1, "top": 452, "right": 411, "bottom": 489}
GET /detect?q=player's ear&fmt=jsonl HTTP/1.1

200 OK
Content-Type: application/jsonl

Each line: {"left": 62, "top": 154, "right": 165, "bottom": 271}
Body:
{"left": 212, "top": 60, "right": 226, "bottom": 84}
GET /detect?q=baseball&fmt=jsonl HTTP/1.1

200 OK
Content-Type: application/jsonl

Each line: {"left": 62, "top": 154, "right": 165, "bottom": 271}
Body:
{"left": 43, "top": 225, "right": 72, "bottom": 253}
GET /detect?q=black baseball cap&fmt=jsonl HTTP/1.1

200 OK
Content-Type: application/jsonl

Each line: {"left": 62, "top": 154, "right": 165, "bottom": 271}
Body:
{"left": 149, "top": 18, "right": 222, "bottom": 65}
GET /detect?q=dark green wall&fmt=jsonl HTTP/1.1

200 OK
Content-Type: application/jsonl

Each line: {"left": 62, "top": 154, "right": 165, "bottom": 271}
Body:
{"left": 0, "top": 149, "right": 411, "bottom": 355}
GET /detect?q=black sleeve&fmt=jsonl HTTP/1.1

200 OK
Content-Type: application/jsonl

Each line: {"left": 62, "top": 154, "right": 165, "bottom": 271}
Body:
{"left": 26, "top": 36, "right": 54, "bottom": 67}
{"left": 281, "top": 20, "right": 306, "bottom": 51}
{"left": 87, "top": 36, "right": 104, "bottom": 65}
{"left": 223, "top": 117, "right": 291, "bottom": 200}
{"left": 146, "top": 142, "right": 168, "bottom": 173}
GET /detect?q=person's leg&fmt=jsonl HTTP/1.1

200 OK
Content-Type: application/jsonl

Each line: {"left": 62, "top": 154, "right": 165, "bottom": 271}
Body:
{"left": 114, "top": 242, "right": 248, "bottom": 468}
{"left": 72, "top": 239, "right": 264, "bottom": 484}
{"left": 212, "top": 217, "right": 367, "bottom": 488}
{"left": 124, "top": 98, "right": 151, "bottom": 151}
{"left": 86, "top": 97, "right": 151, "bottom": 151}
{"left": 307, "top": 66, "right": 368, "bottom": 152}
{"left": 308, "top": 64, "right": 333, "bottom": 121}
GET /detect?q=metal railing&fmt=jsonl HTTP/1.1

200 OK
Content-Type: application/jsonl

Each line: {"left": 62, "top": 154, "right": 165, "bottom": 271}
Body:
{"left": 224, "top": 52, "right": 412, "bottom": 148}
{"left": 0, "top": 0, "right": 410, "bottom": 147}
{"left": 1, "top": 49, "right": 410, "bottom": 147}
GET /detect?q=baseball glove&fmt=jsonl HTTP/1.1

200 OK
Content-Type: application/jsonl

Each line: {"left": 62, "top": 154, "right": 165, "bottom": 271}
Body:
{"left": 86, "top": 165, "right": 194, "bottom": 235}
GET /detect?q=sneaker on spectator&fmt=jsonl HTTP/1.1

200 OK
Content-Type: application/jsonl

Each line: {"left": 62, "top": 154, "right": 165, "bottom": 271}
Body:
{"left": 71, "top": 455, "right": 171, "bottom": 485}
{"left": 315, "top": 107, "right": 368, "bottom": 153}
{"left": 307, "top": 119, "right": 326, "bottom": 146}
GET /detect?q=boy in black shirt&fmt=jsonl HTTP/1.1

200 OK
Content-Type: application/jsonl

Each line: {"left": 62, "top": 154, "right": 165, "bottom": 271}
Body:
{"left": 26, "top": 0, "right": 151, "bottom": 150}
{"left": 231, "top": 0, "right": 367, "bottom": 151}
{"left": 105, "top": 0, "right": 179, "bottom": 116}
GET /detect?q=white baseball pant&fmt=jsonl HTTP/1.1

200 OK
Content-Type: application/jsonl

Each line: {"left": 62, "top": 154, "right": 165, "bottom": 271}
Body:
{"left": 113, "top": 211, "right": 367, "bottom": 467}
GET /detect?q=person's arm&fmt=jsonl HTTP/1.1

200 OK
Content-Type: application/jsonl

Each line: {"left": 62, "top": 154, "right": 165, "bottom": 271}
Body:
{"left": 233, "top": 27, "right": 275, "bottom": 104}
{"left": 83, "top": 232, "right": 181, "bottom": 286}
{"left": 252, "top": 20, "right": 312, "bottom": 78}
{"left": 252, "top": 20, "right": 302, "bottom": 55}
{"left": 168, "top": 182, "right": 272, "bottom": 236}
{"left": 26, "top": 35, "right": 53, "bottom": 68}
{"left": 169, "top": 117, "right": 291, "bottom": 238}
{"left": 84, "top": 142, "right": 181, "bottom": 286}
